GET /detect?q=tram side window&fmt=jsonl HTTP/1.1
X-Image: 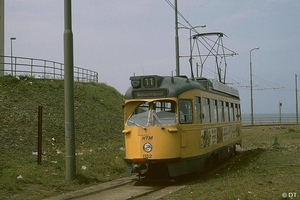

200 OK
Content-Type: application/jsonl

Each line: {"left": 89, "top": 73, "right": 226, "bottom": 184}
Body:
{"left": 224, "top": 102, "right": 229, "bottom": 122}
{"left": 179, "top": 100, "right": 193, "bottom": 123}
{"left": 202, "top": 98, "right": 211, "bottom": 123}
{"left": 235, "top": 104, "right": 241, "bottom": 121}
{"left": 230, "top": 103, "right": 234, "bottom": 121}
{"left": 211, "top": 99, "right": 218, "bottom": 123}
{"left": 195, "top": 97, "right": 201, "bottom": 123}
{"left": 233, "top": 103, "right": 237, "bottom": 121}
{"left": 218, "top": 100, "right": 224, "bottom": 122}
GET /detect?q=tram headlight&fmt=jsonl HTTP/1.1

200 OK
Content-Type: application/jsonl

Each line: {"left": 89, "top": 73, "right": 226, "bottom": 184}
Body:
{"left": 143, "top": 143, "right": 152, "bottom": 153}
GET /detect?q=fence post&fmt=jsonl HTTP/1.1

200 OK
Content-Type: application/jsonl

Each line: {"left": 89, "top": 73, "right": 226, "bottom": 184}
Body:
{"left": 61, "top": 63, "right": 63, "bottom": 79}
{"left": 44, "top": 60, "right": 46, "bottom": 79}
{"left": 31, "top": 59, "right": 33, "bottom": 77}
{"left": 38, "top": 105, "right": 43, "bottom": 165}
{"left": 14, "top": 57, "right": 17, "bottom": 76}
{"left": 54, "top": 62, "right": 56, "bottom": 79}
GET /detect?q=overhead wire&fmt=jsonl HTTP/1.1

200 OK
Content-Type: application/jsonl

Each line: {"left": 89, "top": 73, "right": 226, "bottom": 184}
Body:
{"left": 252, "top": 74, "right": 285, "bottom": 90}
{"left": 165, "top": 0, "right": 285, "bottom": 90}
{"left": 165, "top": 0, "right": 199, "bottom": 31}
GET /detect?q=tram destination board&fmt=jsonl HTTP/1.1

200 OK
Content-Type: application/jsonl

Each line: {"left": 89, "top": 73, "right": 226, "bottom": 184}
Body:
{"left": 132, "top": 90, "right": 167, "bottom": 98}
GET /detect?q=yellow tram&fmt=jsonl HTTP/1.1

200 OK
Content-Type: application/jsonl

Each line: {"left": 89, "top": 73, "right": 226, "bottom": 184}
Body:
{"left": 122, "top": 75, "right": 242, "bottom": 178}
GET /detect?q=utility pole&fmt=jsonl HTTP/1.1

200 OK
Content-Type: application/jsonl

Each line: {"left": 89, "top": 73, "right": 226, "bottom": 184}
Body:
{"left": 174, "top": 0, "right": 180, "bottom": 76}
{"left": 296, "top": 74, "right": 299, "bottom": 124}
{"left": 250, "top": 47, "right": 259, "bottom": 126}
{"left": 0, "top": 0, "right": 4, "bottom": 76}
{"left": 64, "top": 0, "right": 76, "bottom": 181}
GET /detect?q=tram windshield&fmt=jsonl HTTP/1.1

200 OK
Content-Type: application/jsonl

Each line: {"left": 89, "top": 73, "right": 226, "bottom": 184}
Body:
{"left": 126, "top": 100, "right": 177, "bottom": 127}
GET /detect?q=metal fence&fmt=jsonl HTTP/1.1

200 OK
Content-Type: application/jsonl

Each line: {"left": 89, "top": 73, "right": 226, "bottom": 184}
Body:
{"left": 0, "top": 55, "right": 98, "bottom": 82}
{"left": 242, "top": 115, "right": 299, "bottom": 125}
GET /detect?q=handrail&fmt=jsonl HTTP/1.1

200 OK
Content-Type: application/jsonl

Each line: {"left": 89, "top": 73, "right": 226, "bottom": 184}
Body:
{"left": 0, "top": 55, "right": 98, "bottom": 83}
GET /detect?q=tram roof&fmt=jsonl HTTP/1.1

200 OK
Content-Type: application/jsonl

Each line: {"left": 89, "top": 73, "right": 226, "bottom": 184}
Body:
{"left": 124, "top": 75, "right": 239, "bottom": 99}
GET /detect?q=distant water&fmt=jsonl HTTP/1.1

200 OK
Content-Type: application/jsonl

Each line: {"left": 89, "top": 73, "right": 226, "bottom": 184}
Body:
{"left": 241, "top": 113, "right": 299, "bottom": 125}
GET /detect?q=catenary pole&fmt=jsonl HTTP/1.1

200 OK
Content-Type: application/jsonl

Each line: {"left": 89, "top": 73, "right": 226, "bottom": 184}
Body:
{"left": 250, "top": 47, "right": 259, "bottom": 126}
{"left": 0, "top": 0, "right": 4, "bottom": 76}
{"left": 64, "top": 0, "right": 76, "bottom": 181}
{"left": 296, "top": 74, "right": 299, "bottom": 124}
{"left": 174, "top": 0, "right": 180, "bottom": 76}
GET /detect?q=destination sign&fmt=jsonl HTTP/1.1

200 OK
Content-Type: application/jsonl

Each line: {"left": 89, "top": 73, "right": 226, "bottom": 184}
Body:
{"left": 133, "top": 90, "right": 167, "bottom": 98}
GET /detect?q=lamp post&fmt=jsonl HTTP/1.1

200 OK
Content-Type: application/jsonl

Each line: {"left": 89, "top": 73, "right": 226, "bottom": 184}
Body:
{"left": 250, "top": 47, "right": 259, "bottom": 126}
{"left": 10, "top": 37, "right": 16, "bottom": 76}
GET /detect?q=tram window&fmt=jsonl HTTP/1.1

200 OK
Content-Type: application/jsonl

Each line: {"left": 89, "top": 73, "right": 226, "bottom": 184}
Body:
{"left": 224, "top": 102, "right": 229, "bottom": 122}
{"left": 233, "top": 104, "right": 237, "bottom": 121}
{"left": 155, "top": 101, "right": 173, "bottom": 112}
{"left": 126, "top": 101, "right": 177, "bottom": 127}
{"left": 229, "top": 103, "right": 234, "bottom": 121}
{"left": 235, "top": 104, "right": 241, "bottom": 121}
{"left": 211, "top": 99, "right": 218, "bottom": 123}
{"left": 218, "top": 100, "right": 224, "bottom": 122}
{"left": 195, "top": 97, "right": 201, "bottom": 123}
{"left": 202, "top": 98, "right": 210, "bottom": 123}
{"left": 239, "top": 104, "right": 242, "bottom": 121}
{"left": 179, "top": 100, "right": 193, "bottom": 123}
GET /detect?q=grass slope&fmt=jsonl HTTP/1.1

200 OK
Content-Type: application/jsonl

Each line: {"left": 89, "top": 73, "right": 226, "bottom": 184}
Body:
{"left": 0, "top": 76, "right": 126, "bottom": 199}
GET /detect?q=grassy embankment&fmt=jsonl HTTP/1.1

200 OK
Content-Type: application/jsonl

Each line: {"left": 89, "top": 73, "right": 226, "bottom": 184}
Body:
{"left": 163, "top": 125, "right": 300, "bottom": 200}
{"left": 0, "top": 76, "right": 126, "bottom": 199}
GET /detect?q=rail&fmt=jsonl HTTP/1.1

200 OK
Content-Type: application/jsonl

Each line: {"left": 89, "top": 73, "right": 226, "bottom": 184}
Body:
{"left": 0, "top": 55, "right": 98, "bottom": 82}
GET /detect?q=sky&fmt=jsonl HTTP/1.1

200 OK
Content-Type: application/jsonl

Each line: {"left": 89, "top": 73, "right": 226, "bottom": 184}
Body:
{"left": 3, "top": 0, "right": 300, "bottom": 115}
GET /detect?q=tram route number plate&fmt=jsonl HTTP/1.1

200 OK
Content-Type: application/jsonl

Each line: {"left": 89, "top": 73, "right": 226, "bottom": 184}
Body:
{"left": 143, "top": 77, "right": 156, "bottom": 88}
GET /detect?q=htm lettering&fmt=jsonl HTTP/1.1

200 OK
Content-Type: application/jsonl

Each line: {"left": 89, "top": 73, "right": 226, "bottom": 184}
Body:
{"left": 142, "top": 136, "right": 153, "bottom": 140}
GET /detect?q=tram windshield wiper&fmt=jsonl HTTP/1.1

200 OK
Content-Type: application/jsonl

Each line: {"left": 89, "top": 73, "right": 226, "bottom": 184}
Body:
{"left": 152, "top": 112, "right": 165, "bottom": 129}
{"left": 128, "top": 120, "right": 146, "bottom": 130}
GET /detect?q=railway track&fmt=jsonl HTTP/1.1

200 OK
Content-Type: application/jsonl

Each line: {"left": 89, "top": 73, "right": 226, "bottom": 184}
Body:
{"left": 76, "top": 179, "right": 184, "bottom": 200}
{"left": 45, "top": 176, "right": 180, "bottom": 200}
{"left": 46, "top": 148, "right": 243, "bottom": 200}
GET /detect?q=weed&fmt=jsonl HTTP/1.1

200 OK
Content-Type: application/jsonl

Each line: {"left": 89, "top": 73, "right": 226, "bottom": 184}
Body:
{"left": 287, "top": 128, "right": 296, "bottom": 133}
{"left": 272, "top": 135, "right": 280, "bottom": 147}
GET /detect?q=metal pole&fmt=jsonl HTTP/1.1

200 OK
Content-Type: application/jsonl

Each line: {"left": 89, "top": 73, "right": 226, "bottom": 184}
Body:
{"left": 64, "top": 0, "right": 76, "bottom": 181}
{"left": 189, "top": 28, "right": 193, "bottom": 78}
{"left": 10, "top": 37, "right": 16, "bottom": 75}
{"left": 0, "top": 0, "right": 4, "bottom": 76}
{"left": 250, "top": 47, "right": 259, "bottom": 126}
{"left": 296, "top": 74, "right": 299, "bottom": 124}
{"left": 279, "top": 101, "right": 282, "bottom": 123}
{"left": 250, "top": 52, "right": 253, "bottom": 125}
{"left": 38, "top": 105, "right": 43, "bottom": 165}
{"left": 174, "top": 0, "right": 180, "bottom": 76}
